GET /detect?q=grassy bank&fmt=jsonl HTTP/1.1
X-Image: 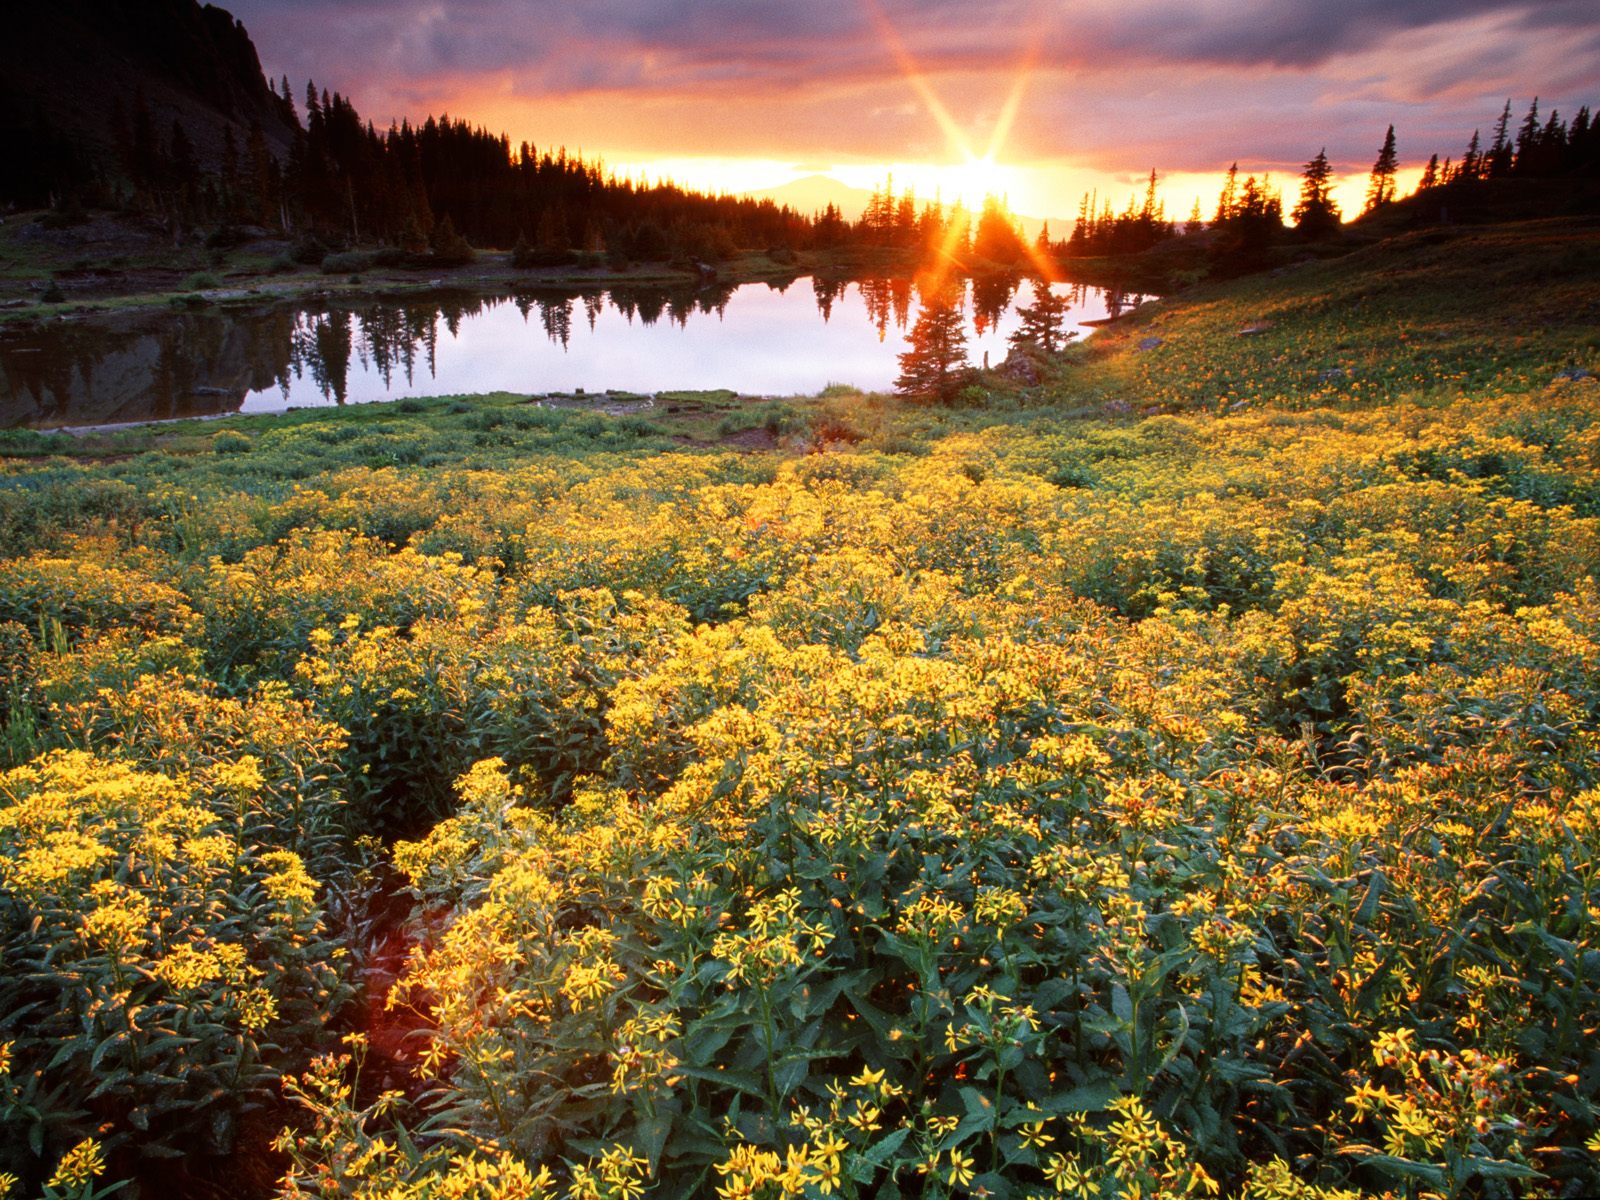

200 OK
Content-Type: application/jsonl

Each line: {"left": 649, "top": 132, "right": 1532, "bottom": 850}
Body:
{"left": 0, "top": 218, "right": 1597, "bottom": 1199}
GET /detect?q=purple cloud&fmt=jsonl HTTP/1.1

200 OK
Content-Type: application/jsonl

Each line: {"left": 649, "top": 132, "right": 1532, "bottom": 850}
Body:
{"left": 221, "top": 0, "right": 1600, "bottom": 175}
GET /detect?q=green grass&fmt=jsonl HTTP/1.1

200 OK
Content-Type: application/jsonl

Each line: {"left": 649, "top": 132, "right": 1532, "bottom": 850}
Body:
{"left": 1062, "top": 219, "right": 1600, "bottom": 415}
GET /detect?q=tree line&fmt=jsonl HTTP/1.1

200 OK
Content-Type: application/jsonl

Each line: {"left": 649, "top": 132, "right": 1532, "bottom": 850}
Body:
{"left": 893, "top": 95, "right": 1596, "bottom": 404}
{"left": 11, "top": 73, "right": 1596, "bottom": 277}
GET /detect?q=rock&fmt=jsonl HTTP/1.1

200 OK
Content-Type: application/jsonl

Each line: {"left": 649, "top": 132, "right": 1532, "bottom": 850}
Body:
{"left": 998, "top": 350, "right": 1041, "bottom": 385}
{"left": 1317, "top": 367, "right": 1347, "bottom": 383}
{"left": 1237, "top": 323, "right": 1272, "bottom": 336}
{"left": 1552, "top": 367, "right": 1592, "bottom": 383}
{"left": 1137, "top": 336, "right": 1164, "bottom": 352}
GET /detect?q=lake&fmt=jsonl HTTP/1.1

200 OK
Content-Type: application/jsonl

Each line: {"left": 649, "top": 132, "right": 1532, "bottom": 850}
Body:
{"left": 0, "top": 276, "right": 1150, "bottom": 429}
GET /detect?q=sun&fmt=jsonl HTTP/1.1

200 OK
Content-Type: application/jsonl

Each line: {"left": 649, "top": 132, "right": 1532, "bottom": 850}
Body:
{"left": 855, "top": 0, "right": 1037, "bottom": 213}
{"left": 940, "top": 155, "right": 1020, "bottom": 210}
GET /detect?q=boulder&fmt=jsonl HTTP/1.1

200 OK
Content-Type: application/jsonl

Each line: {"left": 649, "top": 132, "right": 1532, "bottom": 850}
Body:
{"left": 997, "top": 347, "right": 1043, "bottom": 385}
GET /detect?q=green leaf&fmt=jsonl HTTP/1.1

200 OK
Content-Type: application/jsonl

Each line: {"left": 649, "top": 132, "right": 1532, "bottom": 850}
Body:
{"left": 1465, "top": 1157, "right": 1543, "bottom": 1182}
{"left": 634, "top": 1111, "right": 673, "bottom": 1170}
{"left": 672, "top": 1064, "right": 766, "bottom": 1099}
{"left": 1110, "top": 984, "right": 1132, "bottom": 1024}
{"left": 1028, "top": 977, "right": 1076, "bottom": 1010}
{"left": 1355, "top": 869, "right": 1386, "bottom": 924}
{"left": 1336, "top": 1148, "right": 1448, "bottom": 1187}
{"left": 1037, "top": 1080, "right": 1120, "bottom": 1115}
{"left": 864, "top": 1126, "right": 910, "bottom": 1167}
{"left": 951, "top": 1084, "right": 997, "bottom": 1142}
{"left": 774, "top": 1056, "right": 808, "bottom": 1095}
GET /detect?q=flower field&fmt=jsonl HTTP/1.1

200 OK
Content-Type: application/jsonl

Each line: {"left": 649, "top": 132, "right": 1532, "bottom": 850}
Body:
{"left": 1, "top": 220, "right": 1598, "bottom": 1199}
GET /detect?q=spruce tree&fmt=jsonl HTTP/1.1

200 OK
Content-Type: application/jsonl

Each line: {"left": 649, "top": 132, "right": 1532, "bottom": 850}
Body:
{"left": 1008, "top": 283, "right": 1070, "bottom": 354}
{"left": 1292, "top": 148, "right": 1340, "bottom": 237}
{"left": 1488, "top": 99, "right": 1514, "bottom": 176}
{"left": 1363, "top": 126, "right": 1398, "bottom": 215}
{"left": 896, "top": 286, "right": 969, "bottom": 403}
{"left": 1514, "top": 98, "right": 1541, "bottom": 172}
{"left": 1214, "top": 163, "right": 1239, "bottom": 226}
{"left": 1461, "top": 130, "right": 1482, "bottom": 181}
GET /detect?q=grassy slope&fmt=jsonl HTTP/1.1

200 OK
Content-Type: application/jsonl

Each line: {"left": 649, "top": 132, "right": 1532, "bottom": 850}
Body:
{"left": 1070, "top": 218, "right": 1600, "bottom": 414}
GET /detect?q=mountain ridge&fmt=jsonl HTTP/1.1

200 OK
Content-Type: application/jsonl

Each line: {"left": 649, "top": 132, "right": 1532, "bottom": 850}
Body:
{"left": 1, "top": 0, "right": 298, "bottom": 205}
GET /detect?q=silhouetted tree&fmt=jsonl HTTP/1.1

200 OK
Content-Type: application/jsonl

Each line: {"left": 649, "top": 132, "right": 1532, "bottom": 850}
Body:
{"left": 1363, "top": 126, "right": 1398, "bottom": 214}
{"left": 1514, "top": 98, "right": 1541, "bottom": 173}
{"left": 1459, "top": 130, "right": 1483, "bottom": 183}
{"left": 1292, "top": 148, "right": 1341, "bottom": 237}
{"left": 1215, "top": 163, "right": 1239, "bottom": 225}
{"left": 1418, "top": 154, "right": 1439, "bottom": 191}
{"left": 972, "top": 195, "right": 1025, "bottom": 265}
{"left": 1488, "top": 100, "right": 1514, "bottom": 176}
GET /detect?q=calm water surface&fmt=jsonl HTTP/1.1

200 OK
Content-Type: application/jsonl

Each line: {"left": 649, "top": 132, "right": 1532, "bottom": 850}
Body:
{"left": 0, "top": 277, "right": 1150, "bottom": 429}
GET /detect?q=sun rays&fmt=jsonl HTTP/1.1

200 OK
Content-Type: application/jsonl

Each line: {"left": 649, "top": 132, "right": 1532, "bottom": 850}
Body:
{"left": 859, "top": 0, "right": 1057, "bottom": 290}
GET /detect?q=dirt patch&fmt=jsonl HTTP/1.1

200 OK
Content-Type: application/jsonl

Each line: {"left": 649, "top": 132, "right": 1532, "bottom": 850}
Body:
{"left": 718, "top": 426, "right": 780, "bottom": 451}
{"left": 671, "top": 426, "right": 781, "bottom": 452}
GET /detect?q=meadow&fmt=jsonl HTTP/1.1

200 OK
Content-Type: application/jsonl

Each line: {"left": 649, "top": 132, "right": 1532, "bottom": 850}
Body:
{"left": 1, "top": 218, "right": 1598, "bottom": 1200}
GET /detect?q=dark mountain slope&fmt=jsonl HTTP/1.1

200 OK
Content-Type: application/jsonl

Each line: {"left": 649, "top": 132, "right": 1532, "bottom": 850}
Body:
{"left": 1, "top": 0, "right": 297, "bottom": 205}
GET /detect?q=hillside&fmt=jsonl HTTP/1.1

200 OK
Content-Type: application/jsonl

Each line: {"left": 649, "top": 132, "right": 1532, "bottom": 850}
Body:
{"left": 0, "top": 0, "right": 297, "bottom": 206}
{"left": 1074, "top": 217, "right": 1600, "bottom": 412}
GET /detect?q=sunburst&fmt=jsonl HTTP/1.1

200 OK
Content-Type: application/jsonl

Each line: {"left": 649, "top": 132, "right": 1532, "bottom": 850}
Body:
{"left": 860, "top": 0, "right": 1058, "bottom": 285}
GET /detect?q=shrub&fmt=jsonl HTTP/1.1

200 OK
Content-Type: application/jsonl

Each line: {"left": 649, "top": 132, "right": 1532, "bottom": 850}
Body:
{"left": 319, "top": 251, "right": 378, "bottom": 275}
{"left": 0, "top": 752, "right": 349, "bottom": 1170}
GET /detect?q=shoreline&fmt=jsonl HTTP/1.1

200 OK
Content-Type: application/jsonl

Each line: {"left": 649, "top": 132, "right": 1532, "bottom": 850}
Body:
{"left": 0, "top": 208, "right": 1179, "bottom": 328}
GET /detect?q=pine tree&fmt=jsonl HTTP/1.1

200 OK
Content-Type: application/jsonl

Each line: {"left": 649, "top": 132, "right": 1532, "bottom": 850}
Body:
{"left": 1418, "top": 154, "right": 1439, "bottom": 191}
{"left": 1185, "top": 199, "right": 1204, "bottom": 236}
{"left": 896, "top": 286, "right": 969, "bottom": 403}
{"left": 1488, "top": 99, "right": 1514, "bottom": 176}
{"left": 894, "top": 192, "right": 918, "bottom": 247}
{"left": 1214, "top": 163, "right": 1239, "bottom": 225}
{"left": 1461, "top": 130, "right": 1482, "bottom": 182}
{"left": 1363, "top": 125, "right": 1398, "bottom": 215}
{"left": 1008, "top": 282, "right": 1070, "bottom": 354}
{"left": 973, "top": 195, "right": 1023, "bottom": 265}
{"left": 1292, "top": 148, "right": 1340, "bottom": 237}
{"left": 429, "top": 214, "right": 474, "bottom": 266}
{"left": 281, "top": 75, "right": 298, "bottom": 126}
{"left": 1514, "top": 98, "right": 1541, "bottom": 172}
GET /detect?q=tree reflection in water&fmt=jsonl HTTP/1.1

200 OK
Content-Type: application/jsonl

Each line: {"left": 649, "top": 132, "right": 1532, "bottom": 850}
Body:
{"left": 0, "top": 277, "right": 1150, "bottom": 429}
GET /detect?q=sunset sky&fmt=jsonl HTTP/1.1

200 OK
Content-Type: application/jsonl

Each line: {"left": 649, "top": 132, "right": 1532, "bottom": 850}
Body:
{"left": 226, "top": 0, "right": 1600, "bottom": 223}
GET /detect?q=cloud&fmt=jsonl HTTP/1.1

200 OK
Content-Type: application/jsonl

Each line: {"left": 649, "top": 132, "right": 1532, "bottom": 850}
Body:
{"left": 223, "top": 0, "right": 1600, "bottom": 177}
{"left": 1069, "top": 0, "right": 1600, "bottom": 69}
